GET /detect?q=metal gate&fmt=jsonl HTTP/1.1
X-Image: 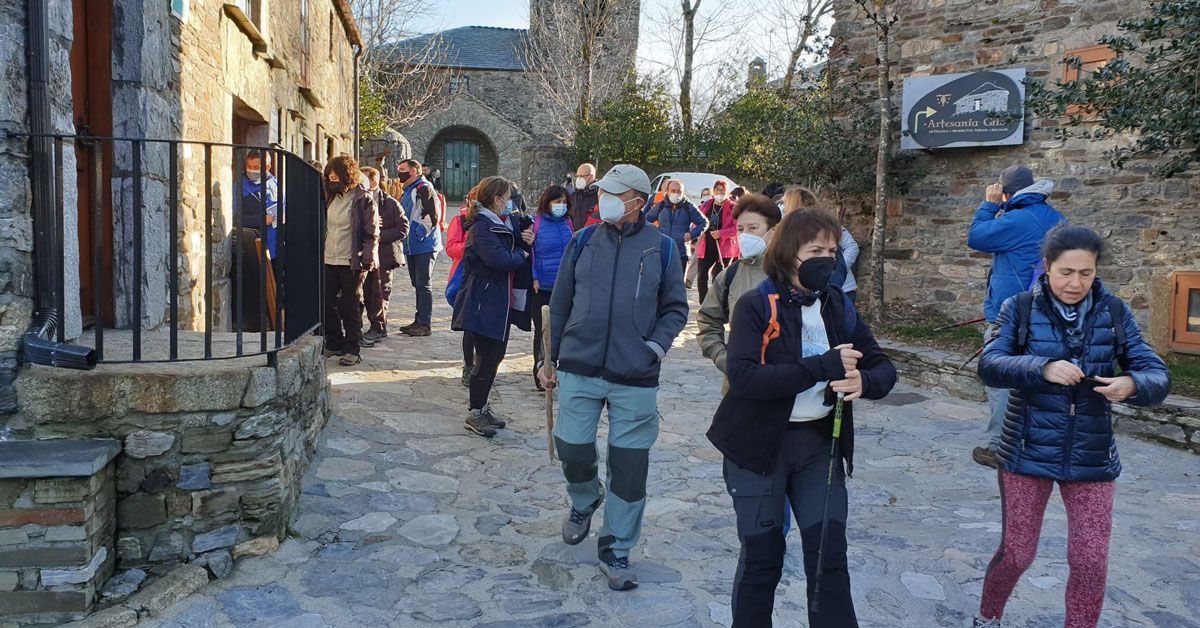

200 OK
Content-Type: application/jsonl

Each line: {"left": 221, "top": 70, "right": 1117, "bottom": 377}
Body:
{"left": 442, "top": 140, "right": 479, "bottom": 201}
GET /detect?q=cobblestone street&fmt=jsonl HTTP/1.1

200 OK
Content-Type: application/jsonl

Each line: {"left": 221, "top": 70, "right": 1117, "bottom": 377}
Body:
{"left": 148, "top": 283, "right": 1200, "bottom": 628}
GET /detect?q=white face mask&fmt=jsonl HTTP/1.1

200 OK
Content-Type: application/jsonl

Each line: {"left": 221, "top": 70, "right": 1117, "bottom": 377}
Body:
{"left": 245, "top": 169, "right": 262, "bottom": 183}
{"left": 598, "top": 194, "right": 631, "bottom": 224}
{"left": 668, "top": 193, "right": 682, "bottom": 204}
{"left": 550, "top": 203, "right": 568, "bottom": 218}
{"left": 574, "top": 177, "right": 589, "bottom": 191}
{"left": 737, "top": 233, "right": 767, "bottom": 259}
{"left": 713, "top": 194, "right": 727, "bottom": 203}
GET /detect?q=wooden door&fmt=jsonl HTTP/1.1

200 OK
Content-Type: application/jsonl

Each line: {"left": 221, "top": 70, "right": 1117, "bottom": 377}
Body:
{"left": 71, "top": 0, "right": 114, "bottom": 325}
{"left": 443, "top": 140, "right": 479, "bottom": 201}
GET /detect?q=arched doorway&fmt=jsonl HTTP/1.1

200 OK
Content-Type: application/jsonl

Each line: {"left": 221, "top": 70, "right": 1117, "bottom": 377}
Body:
{"left": 425, "top": 126, "right": 498, "bottom": 201}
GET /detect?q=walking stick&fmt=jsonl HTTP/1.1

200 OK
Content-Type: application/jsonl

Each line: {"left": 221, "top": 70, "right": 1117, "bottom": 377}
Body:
{"left": 811, "top": 391, "right": 846, "bottom": 614}
{"left": 541, "top": 305, "right": 556, "bottom": 461}
{"left": 933, "top": 317, "right": 986, "bottom": 331}
{"left": 956, "top": 345, "right": 985, "bottom": 373}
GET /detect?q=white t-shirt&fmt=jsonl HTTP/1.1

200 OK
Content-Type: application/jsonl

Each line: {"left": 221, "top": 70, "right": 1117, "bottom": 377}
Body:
{"left": 790, "top": 301, "right": 834, "bottom": 422}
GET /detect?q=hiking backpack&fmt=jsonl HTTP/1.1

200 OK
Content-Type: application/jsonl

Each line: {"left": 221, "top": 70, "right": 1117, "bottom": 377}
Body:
{"left": 571, "top": 224, "right": 675, "bottom": 296}
{"left": 1012, "top": 291, "right": 1128, "bottom": 364}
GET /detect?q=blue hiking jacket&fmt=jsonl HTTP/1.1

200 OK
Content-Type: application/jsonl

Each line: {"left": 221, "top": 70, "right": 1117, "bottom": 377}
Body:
{"left": 401, "top": 176, "right": 442, "bottom": 256}
{"left": 240, "top": 174, "right": 278, "bottom": 259}
{"left": 967, "top": 180, "right": 1065, "bottom": 321}
{"left": 450, "top": 211, "right": 530, "bottom": 341}
{"left": 645, "top": 198, "right": 707, "bottom": 257}
{"left": 978, "top": 277, "right": 1170, "bottom": 482}
{"left": 531, "top": 213, "right": 573, "bottom": 290}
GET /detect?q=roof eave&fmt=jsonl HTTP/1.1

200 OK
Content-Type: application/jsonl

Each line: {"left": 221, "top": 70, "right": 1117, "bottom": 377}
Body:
{"left": 332, "top": 0, "right": 365, "bottom": 49}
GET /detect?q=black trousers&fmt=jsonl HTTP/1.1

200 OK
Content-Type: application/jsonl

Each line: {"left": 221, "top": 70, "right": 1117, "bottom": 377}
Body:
{"left": 363, "top": 268, "right": 394, "bottom": 332}
{"left": 725, "top": 423, "right": 856, "bottom": 628}
{"left": 530, "top": 288, "right": 553, "bottom": 382}
{"left": 324, "top": 264, "right": 367, "bottom": 356}
{"left": 462, "top": 333, "right": 476, "bottom": 369}
{"left": 467, "top": 331, "right": 508, "bottom": 410}
{"left": 697, "top": 234, "right": 729, "bottom": 305}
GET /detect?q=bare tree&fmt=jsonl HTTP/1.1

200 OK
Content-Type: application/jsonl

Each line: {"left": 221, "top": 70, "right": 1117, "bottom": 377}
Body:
{"left": 854, "top": 0, "right": 900, "bottom": 327}
{"left": 525, "top": 1, "right": 629, "bottom": 145}
{"left": 771, "top": 0, "right": 834, "bottom": 92}
{"left": 644, "top": 0, "right": 748, "bottom": 136}
{"left": 352, "top": 0, "right": 455, "bottom": 130}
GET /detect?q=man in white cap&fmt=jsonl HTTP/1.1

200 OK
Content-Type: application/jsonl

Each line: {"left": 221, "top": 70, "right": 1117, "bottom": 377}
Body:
{"left": 540, "top": 164, "right": 689, "bottom": 591}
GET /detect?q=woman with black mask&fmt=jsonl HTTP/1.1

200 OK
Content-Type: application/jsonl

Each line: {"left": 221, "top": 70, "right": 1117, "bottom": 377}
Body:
{"left": 707, "top": 209, "right": 896, "bottom": 627}
{"left": 321, "top": 156, "right": 380, "bottom": 366}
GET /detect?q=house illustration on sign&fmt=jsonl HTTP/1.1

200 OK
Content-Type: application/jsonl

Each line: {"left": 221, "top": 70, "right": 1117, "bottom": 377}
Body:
{"left": 953, "top": 82, "right": 1010, "bottom": 116}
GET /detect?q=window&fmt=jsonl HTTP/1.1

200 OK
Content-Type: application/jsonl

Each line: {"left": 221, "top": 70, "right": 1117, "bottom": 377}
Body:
{"left": 171, "top": 0, "right": 188, "bottom": 21}
{"left": 1170, "top": 272, "right": 1200, "bottom": 353}
{"left": 449, "top": 76, "right": 469, "bottom": 95}
{"left": 1063, "top": 45, "right": 1115, "bottom": 116}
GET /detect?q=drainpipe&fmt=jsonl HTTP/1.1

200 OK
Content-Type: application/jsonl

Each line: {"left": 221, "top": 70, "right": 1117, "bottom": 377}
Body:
{"left": 353, "top": 44, "right": 362, "bottom": 160}
{"left": 21, "top": 0, "right": 95, "bottom": 369}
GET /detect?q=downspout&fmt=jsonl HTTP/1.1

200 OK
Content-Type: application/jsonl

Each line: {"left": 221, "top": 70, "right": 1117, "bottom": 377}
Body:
{"left": 353, "top": 44, "right": 362, "bottom": 160}
{"left": 21, "top": 0, "right": 96, "bottom": 369}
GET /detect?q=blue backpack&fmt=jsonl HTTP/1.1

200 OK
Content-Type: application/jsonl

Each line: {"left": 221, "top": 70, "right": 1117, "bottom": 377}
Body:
{"left": 571, "top": 224, "right": 675, "bottom": 296}
{"left": 445, "top": 260, "right": 463, "bottom": 307}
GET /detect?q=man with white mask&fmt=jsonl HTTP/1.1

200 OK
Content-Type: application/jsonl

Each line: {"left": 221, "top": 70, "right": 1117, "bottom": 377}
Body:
{"left": 566, "top": 162, "right": 599, "bottom": 232}
{"left": 540, "top": 164, "right": 689, "bottom": 592}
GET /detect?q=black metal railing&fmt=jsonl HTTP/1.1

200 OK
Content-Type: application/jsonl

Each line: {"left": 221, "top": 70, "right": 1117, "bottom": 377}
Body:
{"left": 12, "top": 133, "right": 326, "bottom": 368}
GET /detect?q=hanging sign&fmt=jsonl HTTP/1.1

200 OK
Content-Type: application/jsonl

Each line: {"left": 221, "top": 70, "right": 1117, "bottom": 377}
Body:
{"left": 901, "top": 68, "right": 1026, "bottom": 149}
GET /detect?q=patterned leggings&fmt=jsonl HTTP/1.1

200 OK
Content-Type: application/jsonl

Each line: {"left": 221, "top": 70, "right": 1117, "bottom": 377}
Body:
{"left": 980, "top": 470, "right": 1115, "bottom": 628}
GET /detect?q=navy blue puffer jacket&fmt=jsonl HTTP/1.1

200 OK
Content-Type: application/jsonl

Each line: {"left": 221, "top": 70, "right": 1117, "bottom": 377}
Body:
{"left": 978, "top": 278, "right": 1170, "bottom": 482}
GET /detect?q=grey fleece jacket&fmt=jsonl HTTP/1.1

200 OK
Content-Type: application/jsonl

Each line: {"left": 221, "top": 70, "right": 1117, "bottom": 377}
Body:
{"left": 549, "top": 220, "right": 689, "bottom": 388}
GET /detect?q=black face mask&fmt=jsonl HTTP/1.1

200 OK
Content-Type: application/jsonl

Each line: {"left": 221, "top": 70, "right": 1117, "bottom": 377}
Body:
{"left": 325, "top": 181, "right": 346, "bottom": 197}
{"left": 396, "top": 171, "right": 412, "bottom": 184}
{"left": 796, "top": 256, "right": 837, "bottom": 292}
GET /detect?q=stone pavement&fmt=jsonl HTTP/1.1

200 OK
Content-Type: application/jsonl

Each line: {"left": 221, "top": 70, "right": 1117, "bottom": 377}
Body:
{"left": 147, "top": 277, "right": 1200, "bottom": 628}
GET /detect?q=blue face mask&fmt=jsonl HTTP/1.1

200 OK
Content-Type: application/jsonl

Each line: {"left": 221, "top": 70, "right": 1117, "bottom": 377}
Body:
{"left": 502, "top": 199, "right": 514, "bottom": 216}
{"left": 550, "top": 203, "right": 568, "bottom": 218}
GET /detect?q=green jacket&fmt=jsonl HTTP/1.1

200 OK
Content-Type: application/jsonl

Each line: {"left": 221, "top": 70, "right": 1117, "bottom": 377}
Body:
{"left": 696, "top": 256, "right": 767, "bottom": 379}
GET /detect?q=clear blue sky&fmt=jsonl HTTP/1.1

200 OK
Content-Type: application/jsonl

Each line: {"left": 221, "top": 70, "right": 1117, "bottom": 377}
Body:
{"left": 409, "top": 0, "right": 528, "bottom": 33}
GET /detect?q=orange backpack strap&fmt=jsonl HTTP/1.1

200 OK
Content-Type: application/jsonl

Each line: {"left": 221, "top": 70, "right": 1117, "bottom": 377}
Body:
{"left": 761, "top": 292, "right": 781, "bottom": 364}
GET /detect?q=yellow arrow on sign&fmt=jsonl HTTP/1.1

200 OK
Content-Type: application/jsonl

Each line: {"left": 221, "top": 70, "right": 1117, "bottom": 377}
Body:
{"left": 914, "top": 106, "right": 937, "bottom": 124}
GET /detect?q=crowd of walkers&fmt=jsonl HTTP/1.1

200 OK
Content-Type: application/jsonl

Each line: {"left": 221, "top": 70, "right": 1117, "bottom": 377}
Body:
{"left": 307, "top": 153, "right": 1170, "bottom": 627}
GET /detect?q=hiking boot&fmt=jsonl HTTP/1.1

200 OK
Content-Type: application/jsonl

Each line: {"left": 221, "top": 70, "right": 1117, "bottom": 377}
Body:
{"left": 481, "top": 404, "right": 507, "bottom": 429}
{"left": 461, "top": 365, "right": 472, "bottom": 387}
{"left": 398, "top": 321, "right": 419, "bottom": 333}
{"left": 600, "top": 556, "right": 638, "bottom": 591}
{"left": 358, "top": 337, "right": 377, "bottom": 348}
{"left": 972, "top": 447, "right": 1001, "bottom": 469}
{"left": 973, "top": 618, "right": 1002, "bottom": 628}
{"left": 402, "top": 323, "right": 431, "bottom": 337}
{"left": 337, "top": 353, "right": 361, "bottom": 367}
{"left": 464, "top": 410, "right": 497, "bottom": 438}
{"left": 323, "top": 348, "right": 341, "bottom": 359}
{"left": 362, "top": 328, "right": 387, "bottom": 342}
{"left": 562, "top": 507, "right": 594, "bottom": 546}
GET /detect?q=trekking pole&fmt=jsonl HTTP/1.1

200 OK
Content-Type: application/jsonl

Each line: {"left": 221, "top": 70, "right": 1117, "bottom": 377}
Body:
{"left": 811, "top": 391, "right": 845, "bottom": 615}
{"left": 541, "top": 305, "right": 556, "bottom": 461}
{"left": 933, "top": 317, "right": 986, "bottom": 331}
{"left": 955, "top": 345, "right": 985, "bottom": 373}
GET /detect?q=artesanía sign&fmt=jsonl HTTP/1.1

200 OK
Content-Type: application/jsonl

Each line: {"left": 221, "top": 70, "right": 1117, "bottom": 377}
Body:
{"left": 901, "top": 68, "right": 1026, "bottom": 150}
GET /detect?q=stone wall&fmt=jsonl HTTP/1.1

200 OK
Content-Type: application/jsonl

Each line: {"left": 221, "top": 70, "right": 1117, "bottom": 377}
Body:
{"left": 406, "top": 95, "right": 533, "bottom": 194}
{"left": 880, "top": 338, "right": 1200, "bottom": 454}
{"left": 0, "top": 0, "right": 79, "bottom": 415}
{"left": 4, "top": 336, "right": 329, "bottom": 585}
{"left": 830, "top": 0, "right": 1200, "bottom": 344}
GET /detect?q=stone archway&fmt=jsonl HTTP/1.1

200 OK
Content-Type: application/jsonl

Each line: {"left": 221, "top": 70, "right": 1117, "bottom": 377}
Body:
{"left": 424, "top": 126, "right": 499, "bottom": 201}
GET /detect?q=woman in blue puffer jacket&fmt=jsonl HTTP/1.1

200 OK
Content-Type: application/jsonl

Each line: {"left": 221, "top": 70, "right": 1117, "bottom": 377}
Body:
{"left": 645, "top": 178, "right": 707, "bottom": 270}
{"left": 530, "top": 184, "right": 574, "bottom": 391}
{"left": 973, "top": 225, "right": 1169, "bottom": 628}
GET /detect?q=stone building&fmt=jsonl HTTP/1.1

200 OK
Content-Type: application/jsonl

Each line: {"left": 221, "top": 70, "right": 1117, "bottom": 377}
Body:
{"left": 395, "top": 0, "right": 641, "bottom": 201}
{"left": 831, "top": 0, "right": 1200, "bottom": 354}
{"left": 1, "top": 0, "right": 360, "bottom": 621}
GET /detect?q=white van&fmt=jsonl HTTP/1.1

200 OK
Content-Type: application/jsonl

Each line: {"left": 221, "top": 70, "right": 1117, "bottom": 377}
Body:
{"left": 649, "top": 172, "right": 739, "bottom": 203}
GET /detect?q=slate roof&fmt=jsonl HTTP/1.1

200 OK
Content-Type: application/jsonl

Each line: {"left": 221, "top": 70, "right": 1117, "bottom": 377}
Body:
{"left": 392, "top": 26, "right": 529, "bottom": 71}
{"left": 963, "top": 81, "right": 1009, "bottom": 97}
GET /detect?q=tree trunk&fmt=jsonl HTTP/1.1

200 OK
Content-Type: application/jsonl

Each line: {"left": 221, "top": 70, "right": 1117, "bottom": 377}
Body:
{"left": 868, "top": 4, "right": 891, "bottom": 327}
{"left": 679, "top": 0, "right": 698, "bottom": 141}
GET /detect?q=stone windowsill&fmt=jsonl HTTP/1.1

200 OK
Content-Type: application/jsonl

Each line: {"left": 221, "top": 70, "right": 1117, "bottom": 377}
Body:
{"left": 223, "top": 3, "right": 269, "bottom": 54}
